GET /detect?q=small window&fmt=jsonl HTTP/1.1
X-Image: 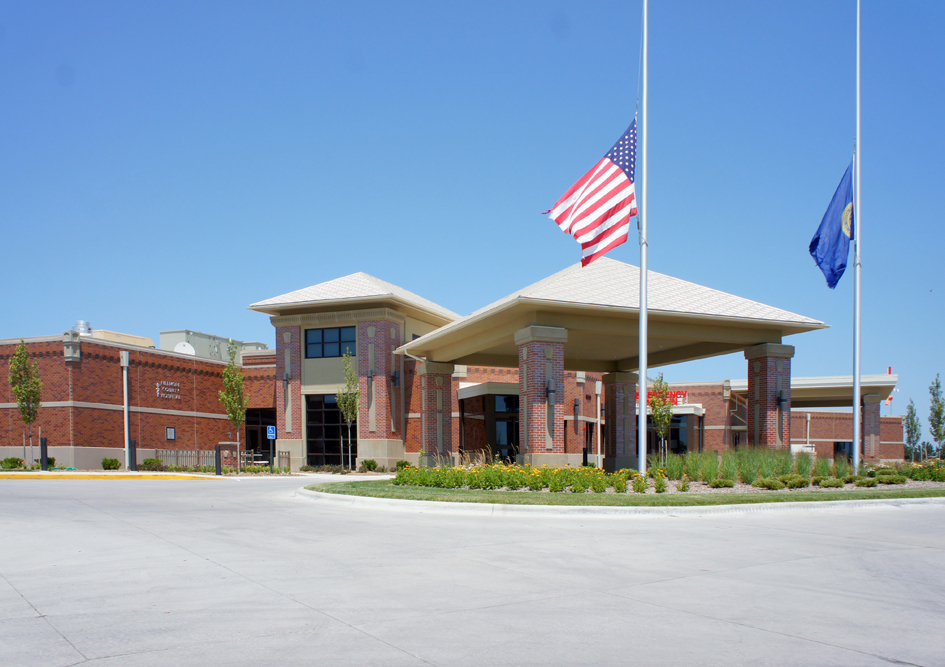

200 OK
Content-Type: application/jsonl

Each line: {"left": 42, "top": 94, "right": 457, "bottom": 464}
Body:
{"left": 306, "top": 327, "right": 356, "bottom": 358}
{"left": 166, "top": 426, "right": 176, "bottom": 441}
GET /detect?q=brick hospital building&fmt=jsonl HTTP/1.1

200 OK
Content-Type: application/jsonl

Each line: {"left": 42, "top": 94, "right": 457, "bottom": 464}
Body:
{"left": 1, "top": 259, "right": 903, "bottom": 469}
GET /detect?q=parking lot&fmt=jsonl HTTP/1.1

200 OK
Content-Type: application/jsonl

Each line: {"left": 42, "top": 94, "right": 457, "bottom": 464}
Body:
{"left": 1, "top": 476, "right": 943, "bottom": 666}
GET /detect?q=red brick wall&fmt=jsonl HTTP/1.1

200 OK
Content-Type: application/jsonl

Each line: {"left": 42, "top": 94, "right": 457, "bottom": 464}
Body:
{"left": 518, "top": 339, "right": 565, "bottom": 455}
{"left": 357, "top": 320, "right": 400, "bottom": 440}
{"left": 274, "top": 326, "right": 301, "bottom": 438}
{"left": 747, "top": 354, "right": 792, "bottom": 449}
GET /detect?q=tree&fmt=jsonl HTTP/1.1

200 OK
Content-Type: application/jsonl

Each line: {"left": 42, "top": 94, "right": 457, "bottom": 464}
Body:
{"left": 337, "top": 351, "right": 360, "bottom": 471}
{"left": 218, "top": 340, "right": 248, "bottom": 470}
{"left": 8, "top": 340, "right": 43, "bottom": 464}
{"left": 904, "top": 399, "right": 922, "bottom": 462}
{"left": 930, "top": 374, "right": 945, "bottom": 458}
{"left": 649, "top": 373, "right": 673, "bottom": 466}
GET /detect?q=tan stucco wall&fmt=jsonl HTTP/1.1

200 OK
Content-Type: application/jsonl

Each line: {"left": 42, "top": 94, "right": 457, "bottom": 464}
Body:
{"left": 302, "top": 356, "right": 349, "bottom": 394}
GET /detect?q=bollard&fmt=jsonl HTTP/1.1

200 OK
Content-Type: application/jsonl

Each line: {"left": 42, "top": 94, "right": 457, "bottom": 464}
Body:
{"left": 215, "top": 445, "right": 222, "bottom": 476}
{"left": 129, "top": 439, "right": 137, "bottom": 472}
{"left": 40, "top": 437, "right": 48, "bottom": 471}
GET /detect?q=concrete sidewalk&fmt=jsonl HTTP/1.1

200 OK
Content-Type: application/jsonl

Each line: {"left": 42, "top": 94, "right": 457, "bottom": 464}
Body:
{"left": 2, "top": 478, "right": 942, "bottom": 666}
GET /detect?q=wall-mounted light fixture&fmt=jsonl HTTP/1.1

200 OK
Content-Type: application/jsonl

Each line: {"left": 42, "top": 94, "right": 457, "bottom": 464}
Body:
{"left": 546, "top": 379, "right": 556, "bottom": 401}
{"left": 390, "top": 370, "right": 400, "bottom": 387}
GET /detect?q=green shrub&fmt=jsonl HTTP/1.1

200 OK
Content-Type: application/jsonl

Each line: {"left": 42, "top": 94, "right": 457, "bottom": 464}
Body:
{"left": 591, "top": 475, "right": 608, "bottom": 493}
{"left": 396, "top": 460, "right": 410, "bottom": 471}
{"left": 842, "top": 474, "right": 858, "bottom": 484}
{"left": 700, "top": 452, "right": 719, "bottom": 482}
{"left": 818, "top": 477, "right": 844, "bottom": 488}
{"left": 613, "top": 476, "right": 628, "bottom": 493}
{"left": 933, "top": 468, "right": 945, "bottom": 482}
{"left": 795, "top": 452, "right": 812, "bottom": 478}
{"left": 548, "top": 473, "right": 567, "bottom": 493}
{"left": 752, "top": 477, "right": 785, "bottom": 490}
{"left": 855, "top": 477, "right": 877, "bottom": 488}
{"left": 676, "top": 474, "right": 690, "bottom": 492}
{"left": 665, "top": 454, "right": 685, "bottom": 480}
{"left": 709, "top": 478, "right": 735, "bottom": 488}
{"left": 139, "top": 458, "right": 166, "bottom": 472}
{"left": 299, "top": 465, "right": 315, "bottom": 472}
{"left": 101, "top": 458, "right": 121, "bottom": 470}
{"left": 774, "top": 450, "right": 793, "bottom": 477}
{"left": 877, "top": 474, "right": 907, "bottom": 485}
{"left": 811, "top": 476, "right": 825, "bottom": 486}
{"left": 684, "top": 451, "right": 701, "bottom": 481}
{"left": 631, "top": 474, "right": 648, "bottom": 494}
{"left": 833, "top": 456, "right": 851, "bottom": 479}
{"left": 46, "top": 456, "right": 56, "bottom": 468}
{"left": 2, "top": 457, "right": 25, "bottom": 470}
{"left": 757, "top": 450, "right": 777, "bottom": 479}
{"left": 813, "top": 456, "right": 831, "bottom": 478}
{"left": 783, "top": 474, "right": 810, "bottom": 489}
{"left": 361, "top": 459, "right": 378, "bottom": 472}
{"left": 720, "top": 451, "right": 738, "bottom": 481}
{"left": 653, "top": 475, "right": 667, "bottom": 493}
{"left": 570, "top": 478, "right": 588, "bottom": 493}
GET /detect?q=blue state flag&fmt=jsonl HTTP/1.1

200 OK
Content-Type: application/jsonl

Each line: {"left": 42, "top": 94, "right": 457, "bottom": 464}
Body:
{"left": 809, "top": 161, "right": 854, "bottom": 289}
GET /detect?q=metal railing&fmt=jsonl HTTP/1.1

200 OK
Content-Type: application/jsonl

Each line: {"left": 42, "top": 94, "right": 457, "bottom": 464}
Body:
{"left": 155, "top": 449, "right": 217, "bottom": 468}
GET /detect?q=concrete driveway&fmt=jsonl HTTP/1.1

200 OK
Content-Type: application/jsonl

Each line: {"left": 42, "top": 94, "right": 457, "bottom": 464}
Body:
{"left": 1, "top": 477, "right": 942, "bottom": 666}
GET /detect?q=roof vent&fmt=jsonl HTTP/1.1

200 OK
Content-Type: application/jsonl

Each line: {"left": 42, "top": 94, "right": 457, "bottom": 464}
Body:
{"left": 73, "top": 320, "right": 92, "bottom": 335}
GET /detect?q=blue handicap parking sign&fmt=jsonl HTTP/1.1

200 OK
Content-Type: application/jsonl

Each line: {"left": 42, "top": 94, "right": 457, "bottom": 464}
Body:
{"left": 267, "top": 425, "right": 276, "bottom": 440}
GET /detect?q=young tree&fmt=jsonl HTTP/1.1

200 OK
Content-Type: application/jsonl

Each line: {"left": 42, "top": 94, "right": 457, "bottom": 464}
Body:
{"left": 218, "top": 340, "right": 248, "bottom": 470}
{"left": 649, "top": 373, "right": 673, "bottom": 466}
{"left": 930, "top": 374, "right": 945, "bottom": 458}
{"left": 337, "top": 351, "right": 360, "bottom": 470}
{"left": 904, "top": 399, "right": 922, "bottom": 461}
{"left": 8, "top": 340, "right": 43, "bottom": 464}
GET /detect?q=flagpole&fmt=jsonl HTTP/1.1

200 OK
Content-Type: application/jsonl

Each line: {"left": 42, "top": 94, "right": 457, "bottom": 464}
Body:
{"left": 637, "top": 0, "right": 649, "bottom": 475}
{"left": 852, "top": 0, "right": 862, "bottom": 473}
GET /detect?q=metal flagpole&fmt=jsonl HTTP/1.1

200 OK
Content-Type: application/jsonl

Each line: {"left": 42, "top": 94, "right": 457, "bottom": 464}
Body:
{"left": 637, "top": 0, "right": 649, "bottom": 475}
{"left": 852, "top": 0, "right": 862, "bottom": 473}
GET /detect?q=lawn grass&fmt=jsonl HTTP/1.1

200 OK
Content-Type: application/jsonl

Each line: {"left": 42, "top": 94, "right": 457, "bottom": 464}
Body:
{"left": 306, "top": 480, "right": 945, "bottom": 507}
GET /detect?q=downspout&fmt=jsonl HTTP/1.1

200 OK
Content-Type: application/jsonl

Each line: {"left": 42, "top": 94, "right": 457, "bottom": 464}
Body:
{"left": 120, "top": 351, "right": 130, "bottom": 469}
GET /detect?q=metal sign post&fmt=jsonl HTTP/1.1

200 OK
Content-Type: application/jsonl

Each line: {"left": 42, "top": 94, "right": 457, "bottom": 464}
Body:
{"left": 267, "top": 425, "right": 276, "bottom": 474}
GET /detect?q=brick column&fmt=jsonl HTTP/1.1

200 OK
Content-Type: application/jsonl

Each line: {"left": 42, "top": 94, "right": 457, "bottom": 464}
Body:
{"left": 417, "top": 361, "right": 454, "bottom": 465}
{"left": 275, "top": 325, "right": 302, "bottom": 440}
{"left": 745, "top": 344, "right": 794, "bottom": 449}
{"left": 357, "top": 320, "right": 402, "bottom": 441}
{"left": 602, "top": 372, "right": 637, "bottom": 472}
{"left": 862, "top": 394, "right": 881, "bottom": 461}
{"left": 515, "top": 326, "right": 569, "bottom": 467}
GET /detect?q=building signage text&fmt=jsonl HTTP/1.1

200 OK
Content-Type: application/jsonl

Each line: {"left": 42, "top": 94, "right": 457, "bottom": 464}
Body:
{"left": 635, "top": 390, "right": 688, "bottom": 406}
{"left": 156, "top": 380, "right": 182, "bottom": 400}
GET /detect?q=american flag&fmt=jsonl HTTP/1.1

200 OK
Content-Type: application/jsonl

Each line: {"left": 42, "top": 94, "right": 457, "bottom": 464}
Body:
{"left": 544, "top": 120, "right": 638, "bottom": 266}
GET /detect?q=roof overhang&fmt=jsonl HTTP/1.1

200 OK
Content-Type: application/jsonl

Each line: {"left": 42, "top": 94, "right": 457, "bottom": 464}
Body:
{"left": 397, "top": 297, "right": 826, "bottom": 373}
{"left": 248, "top": 295, "right": 456, "bottom": 327}
{"left": 730, "top": 374, "right": 898, "bottom": 407}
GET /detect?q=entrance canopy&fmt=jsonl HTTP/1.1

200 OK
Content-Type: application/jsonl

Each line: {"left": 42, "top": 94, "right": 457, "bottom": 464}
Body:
{"left": 397, "top": 258, "right": 826, "bottom": 372}
{"left": 730, "top": 375, "right": 898, "bottom": 408}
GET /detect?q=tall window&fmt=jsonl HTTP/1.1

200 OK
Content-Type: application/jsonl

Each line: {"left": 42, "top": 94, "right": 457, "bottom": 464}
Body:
{"left": 305, "top": 326, "right": 356, "bottom": 359}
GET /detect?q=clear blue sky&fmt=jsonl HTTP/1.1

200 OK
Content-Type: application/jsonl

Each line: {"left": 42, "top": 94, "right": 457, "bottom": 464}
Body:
{"left": 2, "top": 1, "right": 942, "bottom": 429}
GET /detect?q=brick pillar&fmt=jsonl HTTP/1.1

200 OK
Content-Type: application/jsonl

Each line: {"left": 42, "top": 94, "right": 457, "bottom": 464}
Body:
{"left": 862, "top": 394, "right": 881, "bottom": 461}
{"left": 357, "top": 320, "right": 402, "bottom": 441}
{"left": 417, "top": 361, "right": 454, "bottom": 465}
{"left": 602, "top": 372, "right": 637, "bottom": 472}
{"left": 275, "top": 325, "right": 302, "bottom": 441}
{"left": 744, "top": 344, "right": 794, "bottom": 449}
{"left": 515, "top": 326, "right": 568, "bottom": 466}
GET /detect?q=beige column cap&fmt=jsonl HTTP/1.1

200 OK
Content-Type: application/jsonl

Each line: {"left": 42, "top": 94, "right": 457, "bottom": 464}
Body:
{"left": 514, "top": 326, "right": 568, "bottom": 346}
{"left": 418, "top": 361, "right": 455, "bottom": 376}
{"left": 743, "top": 343, "right": 795, "bottom": 360}
{"left": 862, "top": 394, "right": 882, "bottom": 404}
{"left": 602, "top": 372, "right": 638, "bottom": 384}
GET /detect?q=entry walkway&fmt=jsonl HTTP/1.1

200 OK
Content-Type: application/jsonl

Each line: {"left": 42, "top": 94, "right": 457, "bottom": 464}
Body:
{"left": 1, "top": 478, "right": 942, "bottom": 666}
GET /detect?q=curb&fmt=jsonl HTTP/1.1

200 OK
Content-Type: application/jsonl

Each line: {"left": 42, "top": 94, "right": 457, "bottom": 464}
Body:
{"left": 0, "top": 472, "right": 230, "bottom": 480}
{"left": 295, "top": 488, "right": 945, "bottom": 518}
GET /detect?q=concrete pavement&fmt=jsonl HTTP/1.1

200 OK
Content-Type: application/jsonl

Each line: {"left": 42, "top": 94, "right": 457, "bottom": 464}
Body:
{"left": 1, "top": 477, "right": 942, "bottom": 666}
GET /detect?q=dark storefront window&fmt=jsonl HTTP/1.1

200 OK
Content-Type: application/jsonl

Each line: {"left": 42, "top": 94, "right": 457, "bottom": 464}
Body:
{"left": 306, "top": 394, "right": 356, "bottom": 466}
{"left": 305, "top": 327, "right": 356, "bottom": 359}
{"left": 492, "top": 395, "right": 520, "bottom": 460}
